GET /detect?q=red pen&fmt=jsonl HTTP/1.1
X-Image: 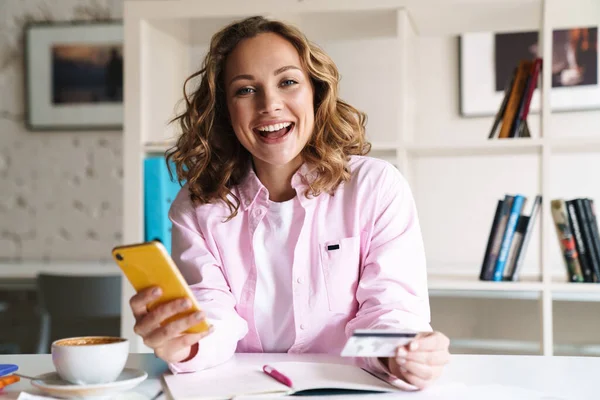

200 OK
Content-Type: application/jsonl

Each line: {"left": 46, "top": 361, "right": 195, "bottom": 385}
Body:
{"left": 262, "top": 365, "right": 293, "bottom": 388}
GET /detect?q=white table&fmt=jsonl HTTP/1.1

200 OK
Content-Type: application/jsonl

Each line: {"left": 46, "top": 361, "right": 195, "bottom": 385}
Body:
{"left": 0, "top": 353, "right": 597, "bottom": 399}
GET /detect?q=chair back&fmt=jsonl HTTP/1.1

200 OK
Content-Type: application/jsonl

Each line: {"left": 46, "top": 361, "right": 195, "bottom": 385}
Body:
{"left": 37, "top": 274, "right": 121, "bottom": 319}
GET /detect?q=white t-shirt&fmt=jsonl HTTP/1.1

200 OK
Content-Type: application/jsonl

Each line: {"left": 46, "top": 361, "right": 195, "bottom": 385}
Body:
{"left": 253, "top": 197, "right": 303, "bottom": 352}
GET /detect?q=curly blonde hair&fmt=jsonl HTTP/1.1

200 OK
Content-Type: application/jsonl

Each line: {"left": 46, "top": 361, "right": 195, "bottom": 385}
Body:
{"left": 167, "top": 15, "right": 370, "bottom": 219}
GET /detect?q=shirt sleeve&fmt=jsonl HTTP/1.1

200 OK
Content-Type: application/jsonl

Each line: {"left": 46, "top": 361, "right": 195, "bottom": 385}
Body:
{"left": 345, "top": 164, "right": 432, "bottom": 389}
{"left": 167, "top": 205, "right": 249, "bottom": 374}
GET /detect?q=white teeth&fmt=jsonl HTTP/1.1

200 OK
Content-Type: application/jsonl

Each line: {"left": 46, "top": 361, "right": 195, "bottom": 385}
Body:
{"left": 257, "top": 122, "right": 292, "bottom": 132}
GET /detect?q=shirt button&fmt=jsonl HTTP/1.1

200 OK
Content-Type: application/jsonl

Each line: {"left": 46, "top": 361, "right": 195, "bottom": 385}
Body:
{"left": 253, "top": 208, "right": 264, "bottom": 217}
{"left": 244, "top": 200, "right": 251, "bottom": 206}
{"left": 296, "top": 277, "right": 304, "bottom": 284}
{"left": 300, "top": 324, "right": 306, "bottom": 330}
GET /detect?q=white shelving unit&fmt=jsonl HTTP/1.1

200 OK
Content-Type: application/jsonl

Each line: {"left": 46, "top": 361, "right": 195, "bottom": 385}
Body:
{"left": 123, "top": 0, "right": 600, "bottom": 354}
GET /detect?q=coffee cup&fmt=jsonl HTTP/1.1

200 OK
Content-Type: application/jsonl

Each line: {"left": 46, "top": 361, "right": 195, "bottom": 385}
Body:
{"left": 51, "top": 336, "right": 129, "bottom": 385}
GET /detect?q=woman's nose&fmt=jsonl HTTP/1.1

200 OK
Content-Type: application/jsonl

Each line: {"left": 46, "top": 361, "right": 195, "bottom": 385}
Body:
{"left": 259, "top": 89, "right": 283, "bottom": 114}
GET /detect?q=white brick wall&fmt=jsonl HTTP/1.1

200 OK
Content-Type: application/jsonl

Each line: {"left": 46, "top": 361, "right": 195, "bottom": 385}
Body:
{"left": 0, "top": 0, "right": 124, "bottom": 261}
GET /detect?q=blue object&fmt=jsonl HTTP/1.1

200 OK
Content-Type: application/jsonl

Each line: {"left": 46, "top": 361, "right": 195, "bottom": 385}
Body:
{"left": 0, "top": 364, "right": 18, "bottom": 377}
{"left": 493, "top": 194, "right": 526, "bottom": 281}
{"left": 144, "top": 157, "right": 183, "bottom": 254}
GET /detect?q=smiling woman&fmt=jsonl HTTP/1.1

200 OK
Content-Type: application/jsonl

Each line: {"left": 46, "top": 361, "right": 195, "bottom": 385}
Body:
{"left": 166, "top": 16, "right": 370, "bottom": 213}
{"left": 224, "top": 33, "right": 316, "bottom": 201}
{"left": 127, "top": 15, "right": 450, "bottom": 391}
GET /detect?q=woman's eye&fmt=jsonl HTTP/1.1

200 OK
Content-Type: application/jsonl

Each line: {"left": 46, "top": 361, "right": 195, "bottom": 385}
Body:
{"left": 236, "top": 87, "right": 255, "bottom": 95}
{"left": 281, "top": 79, "right": 298, "bottom": 87}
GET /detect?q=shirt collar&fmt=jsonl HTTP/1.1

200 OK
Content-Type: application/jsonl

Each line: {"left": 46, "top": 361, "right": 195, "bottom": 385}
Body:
{"left": 236, "top": 163, "right": 317, "bottom": 212}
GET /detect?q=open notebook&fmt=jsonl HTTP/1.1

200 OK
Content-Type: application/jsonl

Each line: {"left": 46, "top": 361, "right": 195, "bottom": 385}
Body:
{"left": 162, "top": 361, "right": 400, "bottom": 399}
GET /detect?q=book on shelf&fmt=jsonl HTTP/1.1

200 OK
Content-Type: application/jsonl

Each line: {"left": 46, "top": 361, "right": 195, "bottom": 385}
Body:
{"left": 144, "top": 156, "right": 182, "bottom": 254}
{"left": 488, "top": 58, "right": 542, "bottom": 140}
{"left": 480, "top": 196, "right": 513, "bottom": 281}
{"left": 493, "top": 194, "right": 526, "bottom": 281}
{"left": 551, "top": 198, "right": 600, "bottom": 283}
{"left": 505, "top": 195, "right": 542, "bottom": 281}
{"left": 479, "top": 194, "right": 541, "bottom": 282}
{"left": 550, "top": 199, "right": 585, "bottom": 283}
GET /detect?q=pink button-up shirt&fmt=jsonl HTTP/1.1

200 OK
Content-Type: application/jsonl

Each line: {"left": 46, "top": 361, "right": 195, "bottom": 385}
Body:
{"left": 168, "top": 155, "right": 431, "bottom": 381}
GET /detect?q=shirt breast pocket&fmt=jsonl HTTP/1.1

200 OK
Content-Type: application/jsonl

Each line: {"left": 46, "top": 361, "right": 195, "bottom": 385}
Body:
{"left": 319, "top": 236, "right": 361, "bottom": 313}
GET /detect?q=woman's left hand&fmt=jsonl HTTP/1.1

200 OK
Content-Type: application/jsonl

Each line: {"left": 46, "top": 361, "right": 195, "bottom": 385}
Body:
{"left": 384, "top": 331, "right": 451, "bottom": 389}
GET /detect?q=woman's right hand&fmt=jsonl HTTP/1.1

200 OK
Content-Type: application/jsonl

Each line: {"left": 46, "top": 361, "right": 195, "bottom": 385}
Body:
{"left": 129, "top": 286, "right": 213, "bottom": 363}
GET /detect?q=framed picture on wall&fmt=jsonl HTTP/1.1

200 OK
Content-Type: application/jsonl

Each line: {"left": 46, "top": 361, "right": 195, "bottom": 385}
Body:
{"left": 459, "top": 27, "right": 599, "bottom": 117}
{"left": 25, "top": 21, "right": 123, "bottom": 130}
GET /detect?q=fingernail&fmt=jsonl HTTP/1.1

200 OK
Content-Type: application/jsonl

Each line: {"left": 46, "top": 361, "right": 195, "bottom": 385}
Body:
{"left": 396, "top": 348, "right": 407, "bottom": 357}
{"left": 194, "top": 312, "right": 203, "bottom": 320}
{"left": 410, "top": 342, "right": 419, "bottom": 351}
{"left": 400, "top": 367, "right": 408, "bottom": 374}
{"left": 396, "top": 357, "right": 406, "bottom": 365}
{"left": 152, "top": 288, "right": 161, "bottom": 296}
{"left": 181, "top": 299, "right": 191, "bottom": 308}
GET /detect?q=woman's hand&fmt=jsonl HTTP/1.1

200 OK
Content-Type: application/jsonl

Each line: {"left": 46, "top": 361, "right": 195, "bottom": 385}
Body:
{"left": 384, "top": 331, "right": 450, "bottom": 389}
{"left": 129, "top": 286, "right": 213, "bottom": 363}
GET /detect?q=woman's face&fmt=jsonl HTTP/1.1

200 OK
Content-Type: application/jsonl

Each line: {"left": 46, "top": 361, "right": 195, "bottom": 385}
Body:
{"left": 224, "top": 32, "right": 315, "bottom": 173}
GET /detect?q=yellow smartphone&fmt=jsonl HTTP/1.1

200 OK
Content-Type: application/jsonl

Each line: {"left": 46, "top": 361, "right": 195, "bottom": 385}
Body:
{"left": 112, "top": 241, "right": 211, "bottom": 334}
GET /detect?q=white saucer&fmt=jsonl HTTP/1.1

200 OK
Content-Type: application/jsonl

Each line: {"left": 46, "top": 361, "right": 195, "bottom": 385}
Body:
{"left": 30, "top": 368, "right": 148, "bottom": 399}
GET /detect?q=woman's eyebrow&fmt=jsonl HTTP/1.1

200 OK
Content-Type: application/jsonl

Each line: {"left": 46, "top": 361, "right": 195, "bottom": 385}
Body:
{"left": 229, "top": 74, "right": 254, "bottom": 85}
{"left": 274, "top": 65, "right": 301, "bottom": 75}
{"left": 229, "top": 65, "right": 301, "bottom": 85}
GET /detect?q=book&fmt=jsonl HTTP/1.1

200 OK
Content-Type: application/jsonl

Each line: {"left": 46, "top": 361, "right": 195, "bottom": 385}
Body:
{"left": 514, "top": 58, "right": 542, "bottom": 138}
{"left": 144, "top": 157, "right": 182, "bottom": 254}
{"left": 509, "top": 58, "right": 542, "bottom": 138}
{"left": 551, "top": 200, "right": 584, "bottom": 283}
{"left": 586, "top": 198, "right": 600, "bottom": 279}
{"left": 505, "top": 195, "right": 542, "bottom": 281}
{"left": 480, "top": 196, "right": 514, "bottom": 281}
{"left": 575, "top": 198, "right": 600, "bottom": 282}
{"left": 493, "top": 194, "right": 526, "bottom": 281}
{"left": 566, "top": 200, "right": 595, "bottom": 282}
{"left": 480, "top": 200, "right": 505, "bottom": 280}
{"left": 162, "top": 361, "right": 403, "bottom": 399}
{"left": 498, "top": 60, "right": 533, "bottom": 139}
{"left": 488, "top": 68, "right": 517, "bottom": 139}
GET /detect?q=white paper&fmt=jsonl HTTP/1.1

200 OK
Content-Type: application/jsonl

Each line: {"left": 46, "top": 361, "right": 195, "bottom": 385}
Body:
{"left": 17, "top": 393, "right": 58, "bottom": 400}
{"left": 163, "top": 361, "right": 398, "bottom": 400}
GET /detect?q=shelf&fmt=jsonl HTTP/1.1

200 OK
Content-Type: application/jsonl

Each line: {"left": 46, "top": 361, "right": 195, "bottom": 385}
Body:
{"left": 405, "top": 137, "right": 600, "bottom": 157}
{"left": 144, "top": 140, "right": 398, "bottom": 154}
{"left": 407, "top": 0, "right": 542, "bottom": 36}
{"left": 369, "top": 141, "right": 398, "bottom": 151}
{"left": 550, "top": 279, "right": 600, "bottom": 293}
{"left": 428, "top": 274, "right": 600, "bottom": 301}
{"left": 428, "top": 274, "right": 543, "bottom": 292}
{"left": 551, "top": 280, "right": 600, "bottom": 301}
{"left": 549, "top": 137, "right": 600, "bottom": 154}
{"left": 451, "top": 338, "right": 541, "bottom": 354}
{"left": 124, "top": 0, "right": 600, "bottom": 355}
{"left": 451, "top": 338, "right": 600, "bottom": 356}
{"left": 144, "top": 141, "right": 174, "bottom": 154}
{"left": 405, "top": 139, "right": 543, "bottom": 157}
{"left": 126, "top": 0, "right": 544, "bottom": 37}
{"left": 145, "top": 137, "right": 600, "bottom": 157}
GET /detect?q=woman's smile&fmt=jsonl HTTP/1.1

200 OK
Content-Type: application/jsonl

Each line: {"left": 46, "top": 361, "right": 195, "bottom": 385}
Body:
{"left": 254, "top": 121, "right": 295, "bottom": 144}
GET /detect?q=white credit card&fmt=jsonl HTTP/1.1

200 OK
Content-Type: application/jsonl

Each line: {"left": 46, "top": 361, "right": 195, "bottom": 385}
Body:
{"left": 340, "top": 329, "right": 417, "bottom": 357}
